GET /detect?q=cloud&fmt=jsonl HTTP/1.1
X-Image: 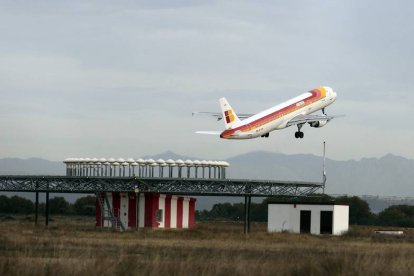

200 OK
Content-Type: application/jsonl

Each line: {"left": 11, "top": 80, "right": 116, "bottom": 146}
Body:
{"left": 0, "top": 0, "right": 413, "bottom": 161}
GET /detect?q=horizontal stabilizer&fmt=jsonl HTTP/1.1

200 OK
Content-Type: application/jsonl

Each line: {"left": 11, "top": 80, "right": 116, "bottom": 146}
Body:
{"left": 192, "top": 112, "right": 253, "bottom": 121}
{"left": 195, "top": 131, "right": 222, "bottom": 135}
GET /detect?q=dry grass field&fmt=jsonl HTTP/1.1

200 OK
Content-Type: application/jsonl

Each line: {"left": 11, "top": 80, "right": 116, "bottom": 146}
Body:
{"left": 1, "top": 215, "right": 414, "bottom": 275}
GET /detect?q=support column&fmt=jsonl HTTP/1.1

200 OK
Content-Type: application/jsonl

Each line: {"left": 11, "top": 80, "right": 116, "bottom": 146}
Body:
{"left": 247, "top": 196, "right": 251, "bottom": 233}
{"left": 244, "top": 196, "right": 248, "bottom": 234}
{"left": 35, "top": 191, "right": 39, "bottom": 226}
{"left": 244, "top": 195, "right": 252, "bottom": 234}
{"left": 45, "top": 191, "right": 49, "bottom": 226}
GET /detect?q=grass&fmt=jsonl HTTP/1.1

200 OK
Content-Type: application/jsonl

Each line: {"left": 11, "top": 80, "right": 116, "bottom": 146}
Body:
{"left": 1, "top": 216, "right": 414, "bottom": 275}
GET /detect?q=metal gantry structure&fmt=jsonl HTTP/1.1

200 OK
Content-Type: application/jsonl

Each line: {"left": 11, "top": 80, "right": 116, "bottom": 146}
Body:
{"left": 0, "top": 157, "right": 324, "bottom": 232}
{"left": 0, "top": 174, "right": 323, "bottom": 233}
{"left": 0, "top": 176, "right": 322, "bottom": 196}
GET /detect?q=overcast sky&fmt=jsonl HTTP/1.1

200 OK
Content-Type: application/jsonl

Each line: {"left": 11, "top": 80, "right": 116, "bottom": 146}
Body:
{"left": 0, "top": 0, "right": 413, "bottom": 161}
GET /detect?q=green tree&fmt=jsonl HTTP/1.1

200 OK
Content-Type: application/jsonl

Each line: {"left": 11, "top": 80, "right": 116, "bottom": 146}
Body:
{"left": 377, "top": 205, "right": 414, "bottom": 227}
{"left": 197, "top": 199, "right": 269, "bottom": 222}
{"left": 335, "top": 196, "right": 375, "bottom": 225}
{"left": 9, "top": 196, "right": 34, "bottom": 214}
{"left": 0, "top": 195, "right": 11, "bottom": 213}
{"left": 73, "top": 196, "right": 96, "bottom": 216}
{"left": 38, "top": 203, "right": 46, "bottom": 214}
{"left": 209, "top": 203, "right": 235, "bottom": 220}
{"left": 250, "top": 202, "right": 268, "bottom": 222}
{"left": 49, "top": 197, "right": 70, "bottom": 214}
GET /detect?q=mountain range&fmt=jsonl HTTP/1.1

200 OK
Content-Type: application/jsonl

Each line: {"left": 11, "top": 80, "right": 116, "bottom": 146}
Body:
{"left": 145, "top": 151, "right": 414, "bottom": 197}
{"left": 1, "top": 151, "right": 414, "bottom": 211}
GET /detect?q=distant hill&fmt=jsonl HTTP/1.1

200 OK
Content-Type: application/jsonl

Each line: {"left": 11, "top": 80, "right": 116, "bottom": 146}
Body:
{"left": 361, "top": 196, "right": 414, "bottom": 214}
{"left": 225, "top": 152, "right": 414, "bottom": 197}
{"left": 1, "top": 152, "right": 414, "bottom": 211}
{"left": 143, "top": 151, "right": 414, "bottom": 210}
{"left": 0, "top": 158, "right": 64, "bottom": 175}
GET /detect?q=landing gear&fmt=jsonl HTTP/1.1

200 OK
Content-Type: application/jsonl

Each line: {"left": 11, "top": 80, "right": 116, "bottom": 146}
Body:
{"left": 295, "top": 131, "right": 304, "bottom": 139}
{"left": 261, "top": 133, "right": 269, "bottom": 138}
{"left": 295, "top": 124, "right": 304, "bottom": 139}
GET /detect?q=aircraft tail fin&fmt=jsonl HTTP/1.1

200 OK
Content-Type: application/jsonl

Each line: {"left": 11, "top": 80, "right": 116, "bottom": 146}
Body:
{"left": 219, "top": 97, "right": 242, "bottom": 129}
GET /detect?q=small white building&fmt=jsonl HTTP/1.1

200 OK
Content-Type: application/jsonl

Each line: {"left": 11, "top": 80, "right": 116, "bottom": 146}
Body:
{"left": 268, "top": 202, "right": 349, "bottom": 235}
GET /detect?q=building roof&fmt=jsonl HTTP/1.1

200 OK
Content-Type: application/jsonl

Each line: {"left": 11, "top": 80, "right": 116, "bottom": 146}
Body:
{"left": 267, "top": 200, "right": 349, "bottom": 206}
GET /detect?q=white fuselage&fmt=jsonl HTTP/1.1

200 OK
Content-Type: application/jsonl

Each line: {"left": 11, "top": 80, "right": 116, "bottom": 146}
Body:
{"left": 220, "top": 87, "right": 337, "bottom": 139}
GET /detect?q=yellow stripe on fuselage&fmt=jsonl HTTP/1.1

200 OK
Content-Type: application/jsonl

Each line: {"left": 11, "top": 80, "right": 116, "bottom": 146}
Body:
{"left": 239, "top": 88, "right": 326, "bottom": 134}
{"left": 318, "top": 86, "right": 326, "bottom": 98}
{"left": 222, "top": 87, "right": 328, "bottom": 138}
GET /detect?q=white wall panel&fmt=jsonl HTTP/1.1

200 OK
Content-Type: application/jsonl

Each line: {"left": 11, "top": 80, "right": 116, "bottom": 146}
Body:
{"left": 158, "top": 195, "right": 166, "bottom": 228}
{"left": 138, "top": 193, "right": 145, "bottom": 228}
{"left": 170, "top": 196, "right": 177, "bottom": 228}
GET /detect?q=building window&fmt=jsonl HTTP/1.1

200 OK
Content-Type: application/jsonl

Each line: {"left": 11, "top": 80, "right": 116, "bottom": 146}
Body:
{"left": 156, "top": 209, "right": 163, "bottom": 223}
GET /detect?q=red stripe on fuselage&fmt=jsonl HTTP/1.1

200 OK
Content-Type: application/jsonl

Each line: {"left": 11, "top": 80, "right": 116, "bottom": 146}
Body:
{"left": 221, "top": 89, "right": 324, "bottom": 138}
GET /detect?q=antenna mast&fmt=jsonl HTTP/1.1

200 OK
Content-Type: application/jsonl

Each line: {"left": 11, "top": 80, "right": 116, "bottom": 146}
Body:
{"left": 323, "top": 141, "right": 326, "bottom": 194}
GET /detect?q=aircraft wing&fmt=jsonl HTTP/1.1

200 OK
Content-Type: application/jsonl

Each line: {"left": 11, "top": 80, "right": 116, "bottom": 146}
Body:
{"left": 192, "top": 112, "right": 254, "bottom": 121}
{"left": 286, "top": 114, "right": 343, "bottom": 127}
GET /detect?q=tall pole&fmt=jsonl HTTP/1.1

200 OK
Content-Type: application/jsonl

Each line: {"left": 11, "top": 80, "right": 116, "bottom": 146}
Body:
{"left": 323, "top": 141, "right": 326, "bottom": 194}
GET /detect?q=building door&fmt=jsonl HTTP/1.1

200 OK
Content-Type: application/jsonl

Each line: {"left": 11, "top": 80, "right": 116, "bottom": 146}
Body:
{"left": 300, "top": 210, "right": 311, "bottom": 233}
{"left": 320, "top": 211, "right": 333, "bottom": 234}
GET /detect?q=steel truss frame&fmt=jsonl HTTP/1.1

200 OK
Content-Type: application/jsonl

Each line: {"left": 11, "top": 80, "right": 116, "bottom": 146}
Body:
{"left": 0, "top": 176, "right": 322, "bottom": 197}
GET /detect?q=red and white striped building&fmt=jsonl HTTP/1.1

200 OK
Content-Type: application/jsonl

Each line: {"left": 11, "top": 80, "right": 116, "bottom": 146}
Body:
{"left": 96, "top": 192, "right": 196, "bottom": 229}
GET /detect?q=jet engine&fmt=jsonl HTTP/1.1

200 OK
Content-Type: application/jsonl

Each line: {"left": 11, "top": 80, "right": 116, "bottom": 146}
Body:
{"left": 309, "top": 120, "right": 328, "bottom": 128}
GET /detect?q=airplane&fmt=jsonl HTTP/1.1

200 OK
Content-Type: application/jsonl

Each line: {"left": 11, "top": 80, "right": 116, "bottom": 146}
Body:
{"left": 194, "top": 86, "right": 339, "bottom": 139}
